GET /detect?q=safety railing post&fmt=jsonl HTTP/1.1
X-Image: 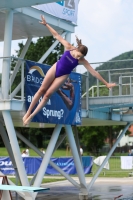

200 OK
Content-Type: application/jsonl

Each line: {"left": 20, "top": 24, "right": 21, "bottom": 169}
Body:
{"left": 2, "top": 10, "right": 13, "bottom": 99}
{"left": 86, "top": 71, "right": 89, "bottom": 110}
{"left": 97, "top": 79, "right": 99, "bottom": 97}
{"left": 92, "top": 87, "right": 94, "bottom": 97}
{"left": 21, "top": 61, "right": 24, "bottom": 101}
{"left": 119, "top": 75, "right": 122, "bottom": 95}
{"left": 108, "top": 70, "right": 112, "bottom": 96}
{"left": 130, "top": 76, "right": 132, "bottom": 95}
{"left": 9, "top": 57, "right": 12, "bottom": 99}
{"left": 131, "top": 77, "right": 133, "bottom": 95}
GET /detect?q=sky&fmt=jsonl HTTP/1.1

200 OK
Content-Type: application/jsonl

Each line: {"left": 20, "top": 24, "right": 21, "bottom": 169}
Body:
{"left": 73, "top": 0, "right": 133, "bottom": 73}
{"left": 0, "top": 0, "right": 133, "bottom": 73}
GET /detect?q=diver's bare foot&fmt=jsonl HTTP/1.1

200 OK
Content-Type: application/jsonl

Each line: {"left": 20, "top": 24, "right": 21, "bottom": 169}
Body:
{"left": 24, "top": 115, "right": 33, "bottom": 126}
{"left": 23, "top": 113, "right": 30, "bottom": 124}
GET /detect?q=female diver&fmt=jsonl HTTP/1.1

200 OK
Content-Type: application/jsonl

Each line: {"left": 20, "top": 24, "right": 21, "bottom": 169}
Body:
{"left": 23, "top": 15, "right": 116, "bottom": 125}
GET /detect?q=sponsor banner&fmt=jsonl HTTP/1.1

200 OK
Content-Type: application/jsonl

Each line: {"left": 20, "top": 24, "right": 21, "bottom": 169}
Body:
{"left": 25, "top": 60, "right": 81, "bottom": 125}
{"left": 33, "top": 0, "right": 78, "bottom": 24}
{"left": 0, "top": 157, "right": 93, "bottom": 175}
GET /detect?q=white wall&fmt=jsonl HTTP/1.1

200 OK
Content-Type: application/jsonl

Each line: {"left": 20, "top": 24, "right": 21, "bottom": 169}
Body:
{"left": 119, "top": 135, "right": 133, "bottom": 147}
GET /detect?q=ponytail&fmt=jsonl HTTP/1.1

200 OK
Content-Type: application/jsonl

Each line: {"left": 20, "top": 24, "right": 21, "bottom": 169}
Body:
{"left": 75, "top": 35, "right": 82, "bottom": 47}
{"left": 75, "top": 35, "right": 88, "bottom": 57}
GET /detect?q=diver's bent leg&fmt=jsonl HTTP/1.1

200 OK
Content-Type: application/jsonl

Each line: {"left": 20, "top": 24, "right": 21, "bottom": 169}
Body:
{"left": 22, "top": 90, "right": 44, "bottom": 123}
{"left": 23, "top": 63, "right": 56, "bottom": 123}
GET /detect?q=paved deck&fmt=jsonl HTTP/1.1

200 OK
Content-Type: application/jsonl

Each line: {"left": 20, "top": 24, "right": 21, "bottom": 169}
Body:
{"left": 11, "top": 177, "right": 133, "bottom": 200}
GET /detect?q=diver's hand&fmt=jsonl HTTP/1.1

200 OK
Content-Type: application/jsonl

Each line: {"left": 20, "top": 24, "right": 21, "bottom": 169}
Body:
{"left": 39, "top": 15, "right": 47, "bottom": 25}
{"left": 106, "top": 82, "right": 116, "bottom": 89}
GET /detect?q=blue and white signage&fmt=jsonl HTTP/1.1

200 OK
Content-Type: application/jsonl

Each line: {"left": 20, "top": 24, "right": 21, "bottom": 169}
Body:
{"left": 25, "top": 60, "right": 81, "bottom": 125}
{"left": 0, "top": 157, "right": 93, "bottom": 175}
{"left": 33, "top": 0, "right": 78, "bottom": 24}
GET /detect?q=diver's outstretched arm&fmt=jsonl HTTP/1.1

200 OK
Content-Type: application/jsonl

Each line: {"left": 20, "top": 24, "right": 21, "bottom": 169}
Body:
{"left": 39, "top": 15, "right": 72, "bottom": 50}
{"left": 79, "top": 58, "right": 116, "bottom": 89}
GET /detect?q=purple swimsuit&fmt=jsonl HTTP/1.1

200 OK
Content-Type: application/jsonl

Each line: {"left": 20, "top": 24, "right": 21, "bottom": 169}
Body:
{"left": 55, "top": 50, "right": 78, "bottom": 78}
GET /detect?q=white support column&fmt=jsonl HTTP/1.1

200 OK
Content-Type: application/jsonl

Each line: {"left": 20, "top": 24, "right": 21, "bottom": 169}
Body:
{"left": 86, "top": 72, "right": 89, "bottom": 111}
{"left": 2, "top": 111, "right": 33, "bottom": 200}
{"left": 16, "top": 131, "right": 80, "bottom": 189}
{"left": 0, "top": 123, "right": 19, "bottom": 173}
{"left": 0, "top": 123, "right": 25, "bottom": 199}
{"left": 21, "top": 62, "right": 25, "bottom": 101}
{"left": 33, "top": 125, "right": 62, "bottom": 188}
{"left": 65, "top": 125, "right": 88, "bottom": 197}
{"left": 1, "top": 9, "right": 13, "bottom": 99}
{"left": 10, "top": 62, "right": 24, "bottom": 99}
{"left": 74, "top": 126, "right": 81, "bottom": 159}
{"left": 65, "top": 32, "right": 71, "bottom": 43}
{"left": 38, "top": 32, "right": 67, "bottom": 63}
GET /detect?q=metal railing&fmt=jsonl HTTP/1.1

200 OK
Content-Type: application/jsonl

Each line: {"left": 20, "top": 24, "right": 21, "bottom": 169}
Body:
{"left": 1, "top": 56, "right": 133, "bottom": 109}
{"left": 92, "top": 156, "right": 133, "bottom": 176}
{"left": 0, "top": 56, "right": 25, "bottom": 101}
{"left": 80, "top": 61, "right": 133, "bottom": 110}
{"left": 81, "top": 68, "right": 133, "bottom": 98}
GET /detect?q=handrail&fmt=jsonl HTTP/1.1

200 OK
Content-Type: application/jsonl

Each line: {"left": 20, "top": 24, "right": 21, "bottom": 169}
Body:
{"left": 82, "top": 83, "right": 133, "bottom": 98}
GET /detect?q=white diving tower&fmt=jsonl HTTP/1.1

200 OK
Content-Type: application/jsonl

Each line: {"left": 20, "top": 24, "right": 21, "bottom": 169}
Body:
{"left": 0, "top": 1, "right": 133, "bottom": 200}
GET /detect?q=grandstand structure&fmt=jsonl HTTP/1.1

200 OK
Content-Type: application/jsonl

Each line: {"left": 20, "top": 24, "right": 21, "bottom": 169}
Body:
{"left": 0, "top": 0, "right": 133, "bottom": 199}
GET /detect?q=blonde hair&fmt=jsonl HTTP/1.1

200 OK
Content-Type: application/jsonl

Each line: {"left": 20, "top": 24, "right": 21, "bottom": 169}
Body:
{"left": 75, "top": 36, "right": 88, "bottom": 56}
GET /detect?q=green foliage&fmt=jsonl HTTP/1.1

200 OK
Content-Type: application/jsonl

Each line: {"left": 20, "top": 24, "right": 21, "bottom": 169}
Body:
{"left": 16, "top": 127, "right": 53, "bottom": 148}
{"left": 10, "top": 177, "right": 66, "bottom": 185}
{"left": 16, "top": 36, "right": 63, "bottom": 65}
{"left": 88, "top": 83, "right": 109, "bottom": 97}
{"left": 0, "top": 147, "right": 88, "bottom": 157}
{"left": 77, "top": 126, "right": 108, "bottom": 155}
{"left": 15, "top": 126, "right": 68, "bottom": 149}
{"left": 77, "top": 125, "right": 130, "bottom": 155}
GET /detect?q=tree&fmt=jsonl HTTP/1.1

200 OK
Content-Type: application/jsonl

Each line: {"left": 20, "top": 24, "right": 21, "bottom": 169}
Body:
{"left": 77, "top": 126, "right": 108, "bottom": 156}
{"left": 77, "top": 124, "right": 130, "bottom": 156}
{"left": 107, "top": 125, "right": 130, "bottom": 150}
{"left": 16, "top": 36, "right": 64, "bottom": 65}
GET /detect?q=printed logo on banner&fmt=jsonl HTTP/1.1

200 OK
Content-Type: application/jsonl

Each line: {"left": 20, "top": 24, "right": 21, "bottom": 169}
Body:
{"left": 0, "top": 157, "right": 93, "bottom": 175}
{"left": 57, "top": 1, "right": 64, "bottom": 6}
{"left": 33, "top": 0, "right": 78, "bottom": 24}
{"left": 26, "top": 66, "right": 45, "bottom": 86}
{"left": 25, "top": 60, "right": 81, "bottom": 125}
{"left": 60, "top": 0, "right": 76, "bottom": 17}
{"left": 65, "top": 0, "right": 75, "bottom": 9}
{"left": 57, "top": 0, "right": 75, "bottom": 9}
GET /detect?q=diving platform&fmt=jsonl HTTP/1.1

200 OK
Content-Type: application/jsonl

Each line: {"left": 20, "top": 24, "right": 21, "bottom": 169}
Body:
{"left": 0, "top": 0, "right": 63, "bottom": 9}
{"left": 0, "top": 1, "right": 133, "bottom": 200}
{"left": 0, "top": 98, "right": 129, "bottom": 128}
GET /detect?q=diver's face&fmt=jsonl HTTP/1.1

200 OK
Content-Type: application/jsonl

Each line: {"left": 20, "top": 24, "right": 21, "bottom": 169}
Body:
{"left": 75, "top": 50, "right": 84, "bottom": 60}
